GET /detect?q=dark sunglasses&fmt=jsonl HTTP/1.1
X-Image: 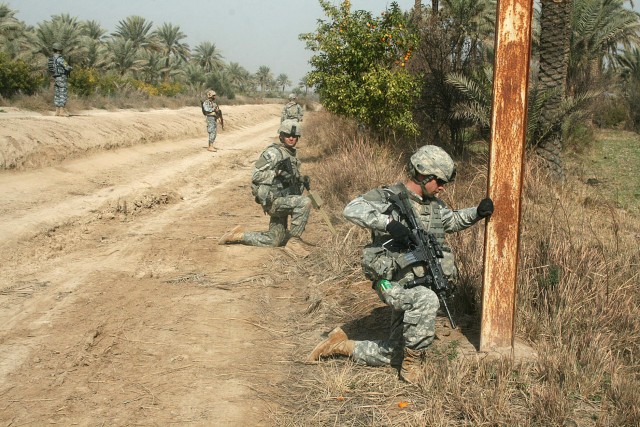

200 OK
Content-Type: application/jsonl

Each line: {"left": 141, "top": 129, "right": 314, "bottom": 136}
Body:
{"left": 425, "top": 175, "right": 447, "bottom": 186}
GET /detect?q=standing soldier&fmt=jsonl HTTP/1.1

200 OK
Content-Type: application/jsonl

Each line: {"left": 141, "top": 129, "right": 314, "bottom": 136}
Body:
{"left": 307, "top": 145, "right": 494, "bottom": 383}
{"left": 202, "top": 90, "right": 220, "bottom": 152}
{"left": 281, "top": 93, "right": 304, "bottom": 123}
{"left": 48, "top": 43, "right": 72, "bottom": 117}
{"left": 218, "top": 119, "right": 312, "bottom": 253}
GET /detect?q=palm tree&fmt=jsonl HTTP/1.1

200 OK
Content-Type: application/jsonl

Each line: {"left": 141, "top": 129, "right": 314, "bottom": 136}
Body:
{"left": 535, "top": 0, "right": 573, "bottom": 177}
{"left": 35, "top": 14, "right": 87, "bottom": 60}
{"left": 79, "top": 20, "right": 109, "bottom": 70}
{"left": 108, "top": 36, "right": 143, "bottom": 76}
{"left": 83, "top": 20, "right": 105, "bottom": 41}
{"left": 192, "top": 41, "right": 224, "bottom": 73}
{"left": 299, "top": 75, "right": 311, "bottom": 95}
{"left": 0, "top": 4, "right": 31, "bottom": 60}
{"left": 569, "top": 0, "right": 640, "bottom": 95}
{"left": 255, "top": 65, "right": 272, "bottom": 93}
{"left": 226, "top": 62, "right": 252, "bottom": 93}
{"left": 139, "top": 50, "right": 165, "bottom": 84}
{"left": 276, "top": 73, "right": 291, "bottom": 92}
{"left": 154, "top": 22, "right": 190, "bottom": 81}
{"left": 183, "top": 62, "right": 207, "bottom": 93}
{"left": 113, "top": 15, "right": 155, "bottom": 51}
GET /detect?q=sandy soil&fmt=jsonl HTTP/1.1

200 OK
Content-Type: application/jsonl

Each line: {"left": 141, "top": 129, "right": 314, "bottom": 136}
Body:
{"left": 0, "top": 104, "right": 316, "bottom": 426}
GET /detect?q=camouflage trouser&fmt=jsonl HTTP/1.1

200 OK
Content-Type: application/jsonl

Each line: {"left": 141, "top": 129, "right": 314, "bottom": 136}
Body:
{"left": 206, "top": 117, "right": 217, "bottom": 144}
{"left": 242, "top": 194, "right": 311, "bottom": 247}
{"left": 53, "top": 76, "right": 68, "bottom": 107}
{"left": 352, "top": 280, "right": 439, "bottom": 368}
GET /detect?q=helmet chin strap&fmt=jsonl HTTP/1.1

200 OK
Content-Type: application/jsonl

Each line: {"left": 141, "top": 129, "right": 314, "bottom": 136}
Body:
{"left": 411, "top": 175, "right": 433, "bottom": 199}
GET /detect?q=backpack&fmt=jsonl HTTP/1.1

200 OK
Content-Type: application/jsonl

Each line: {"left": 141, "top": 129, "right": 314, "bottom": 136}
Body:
{"left": 47, "top": 57, "right": 56, "bottom": 76}
{"left": 200, "top": 100, "right": 207, "bottom": 116}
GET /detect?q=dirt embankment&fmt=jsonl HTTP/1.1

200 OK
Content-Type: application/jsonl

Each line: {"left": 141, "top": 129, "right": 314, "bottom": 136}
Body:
{"left": 0, "top": 105, "right": 279, "bottom": 170}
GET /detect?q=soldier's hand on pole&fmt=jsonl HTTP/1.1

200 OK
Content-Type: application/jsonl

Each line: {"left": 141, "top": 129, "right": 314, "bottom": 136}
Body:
{"left": 477, "top": 198, "right": 494, "bottom": 218}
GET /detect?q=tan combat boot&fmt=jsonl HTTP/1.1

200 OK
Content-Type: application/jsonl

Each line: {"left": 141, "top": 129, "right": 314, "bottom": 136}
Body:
{"left": 59, "top": 107, "right": 69, "bottom": 117}
{"left": 399, "top": 347, "right": 426, "bottom": 383}
{"left": 218, "top": 225, "right": 245, "bottom": 245}
{"left": 307, "top": 327, "right": 355, "bottom": 362}
{"left": 55, "top": 107, "right": 61, "bottom": 116}
{"left": 284, "top": 236, "right": 310, "bottom": 258}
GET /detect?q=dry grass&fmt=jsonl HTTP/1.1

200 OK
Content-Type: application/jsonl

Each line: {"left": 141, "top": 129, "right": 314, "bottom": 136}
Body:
{"left": 275, "top": 112, "right": 640, "bottom": 426}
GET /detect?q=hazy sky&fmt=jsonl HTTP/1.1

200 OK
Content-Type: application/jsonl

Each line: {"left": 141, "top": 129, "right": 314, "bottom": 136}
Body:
{"left": 4, "top": 0, "right": 418, "bottom": 86}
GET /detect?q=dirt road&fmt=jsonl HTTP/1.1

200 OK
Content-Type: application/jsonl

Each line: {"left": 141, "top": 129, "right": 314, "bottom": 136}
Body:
{"left": 0, "top": 105, "right": 312, "bottom": 425}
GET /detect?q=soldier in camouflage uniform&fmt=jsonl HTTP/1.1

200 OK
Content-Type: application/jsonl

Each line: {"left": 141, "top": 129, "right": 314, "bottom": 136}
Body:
{"left": 49, "top": 43, "right": 73, "bottom": 117}
{"left": 202, "top": 90, "right": 221, "bottom": 151}
{"left": 218, "top": 119, "right": 312, "bottom": 249}
{"left": 281, "top": 93, "right": 303, "bottom": 123}
{"left": 307, "top": 145, "right": 494, "bottom": 383}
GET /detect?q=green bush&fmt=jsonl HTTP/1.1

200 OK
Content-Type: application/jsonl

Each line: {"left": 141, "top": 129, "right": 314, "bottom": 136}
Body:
{"left": 69, "top": 67, "right": 100, "bottom": 97}
{"left": 0, "top": 53, "right": 45, "bottom": 98}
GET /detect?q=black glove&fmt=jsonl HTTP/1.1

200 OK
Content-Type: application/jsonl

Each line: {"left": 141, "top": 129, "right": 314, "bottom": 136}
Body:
{"left": 386, "top": 220, "right": 411, "bottom": 242}
{"left": 477, "top": 198, "right": 494, "bottom": 218}
{"left": 301, "top": 175, "right": 311, "bottom": 190}
{"left": 277, "top": 170, "right": 293, "bottom": 181}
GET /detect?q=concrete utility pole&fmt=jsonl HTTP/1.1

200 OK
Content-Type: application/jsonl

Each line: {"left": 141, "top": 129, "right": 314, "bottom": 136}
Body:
{"left": 480, "top": 0, "right": 535, "bottom": 352}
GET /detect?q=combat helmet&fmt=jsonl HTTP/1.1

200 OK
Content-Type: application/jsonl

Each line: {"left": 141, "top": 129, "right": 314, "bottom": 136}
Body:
{"left": 278, "top": 119, "right": 301, "bottom": 137}
{"left": 52, "top": 42, "right": 62, "bottom": 52}
{"left": 409, "top": 145, "right": 456, "bottom": 183}
{"left": 206, "top": 90, "right": 217, "bottom": 98}
{"left": 288, "top": 93, "right": 297, "bottom": 100}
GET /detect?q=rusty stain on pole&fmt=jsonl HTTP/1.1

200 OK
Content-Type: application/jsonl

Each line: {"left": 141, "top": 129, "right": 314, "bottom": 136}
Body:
{"left": 480, "top": 0, "right": 534, "bottom": 351}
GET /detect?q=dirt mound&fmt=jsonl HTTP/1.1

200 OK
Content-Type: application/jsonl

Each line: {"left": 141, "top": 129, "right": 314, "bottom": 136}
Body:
{"left": 0, "top": 104, "right": 281, "bottom": 170}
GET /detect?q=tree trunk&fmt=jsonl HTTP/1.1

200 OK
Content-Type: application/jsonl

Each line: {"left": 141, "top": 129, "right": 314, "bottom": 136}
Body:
{"left": 536, "top": 0, "right": 572, "bottom": 178}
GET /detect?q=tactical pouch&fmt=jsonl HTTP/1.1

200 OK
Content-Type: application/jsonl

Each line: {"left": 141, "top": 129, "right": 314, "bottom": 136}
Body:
{"left": 361, "top": 245, "right": 397, "bottom": 281}
{"left": 252, "top": 183, "right": 272, "bottom": 206}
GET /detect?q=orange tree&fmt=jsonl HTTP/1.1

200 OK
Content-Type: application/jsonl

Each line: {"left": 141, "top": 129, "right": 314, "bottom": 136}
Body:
{"left": 300, "top": 0, "right": 419, "bottom": 136}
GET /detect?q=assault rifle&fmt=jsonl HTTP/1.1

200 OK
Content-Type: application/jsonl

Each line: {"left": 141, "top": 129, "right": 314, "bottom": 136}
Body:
{"left": 216, "top": 109, "right": 224, "bottom": 129}
{"left": 388, "top": 191, "right": 457, "bottom": 329}
{"left": 275, "top": 157, "right": 300, "bottom": 195}
{"left": 275, "top": 157, "right": 337, "bottom": 235}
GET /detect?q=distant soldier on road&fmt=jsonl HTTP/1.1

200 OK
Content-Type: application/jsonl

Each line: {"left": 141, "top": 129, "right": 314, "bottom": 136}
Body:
{"left": 219, "top": 119, "right": 312, "bottom": 254}
{"left": 307, "top": 145, "right": 494, "bottom": 383}
{"left": 48, "top": 42, "right": 72, "bottom": 117}
{"left": 281, "top": 93, "right": 304, "bottom": 123}
{"left": 202, "top": 90, "right": 221, "bottom": 152}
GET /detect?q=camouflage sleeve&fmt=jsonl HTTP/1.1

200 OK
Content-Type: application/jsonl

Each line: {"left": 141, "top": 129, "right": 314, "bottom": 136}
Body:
{"left": 343, "top": 188, "right": 392, "bottom": 232}
{"left": 251, "top": 147, "right": 280, "bottom": 185}
{"left": 440, "top": 200, "right": 480, "bottom": 233}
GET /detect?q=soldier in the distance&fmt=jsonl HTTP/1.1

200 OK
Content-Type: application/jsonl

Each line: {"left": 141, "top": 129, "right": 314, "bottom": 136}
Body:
{"left": 202, "top": 90, "right": 221, "bottom": 152}
{"left": 281, "top": 93, "right": 304, "bottom": 123}
{"left": 48, "top": 42, "right": 73, "bottom": 117}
